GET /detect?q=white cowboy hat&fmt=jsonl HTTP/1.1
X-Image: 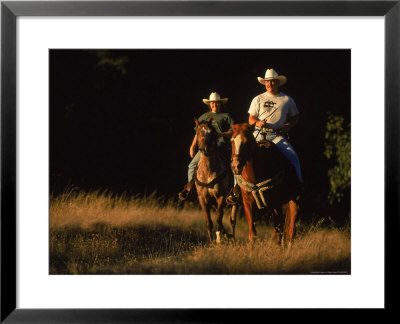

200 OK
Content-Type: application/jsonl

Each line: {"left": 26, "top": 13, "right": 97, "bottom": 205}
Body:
{"left": 257, "top": 68, "right": 287, "bottom": 86}
{"left": 202, "top": 92, "right": 228, "bottom": 105}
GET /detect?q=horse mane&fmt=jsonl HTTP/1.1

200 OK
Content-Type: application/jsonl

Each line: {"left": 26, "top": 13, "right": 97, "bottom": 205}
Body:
{"left": 194, "top": 114, "right": 213, "bottom": 128}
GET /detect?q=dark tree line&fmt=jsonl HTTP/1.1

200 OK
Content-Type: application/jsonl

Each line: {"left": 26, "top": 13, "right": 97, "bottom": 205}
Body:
{"left": 50, "top": 49, "right": 351, "bottom": 225}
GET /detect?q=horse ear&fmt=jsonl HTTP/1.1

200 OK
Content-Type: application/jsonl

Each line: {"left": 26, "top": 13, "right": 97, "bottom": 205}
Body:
{"left": 231, "top": 124, "right": 241, "bottom": 136}
{"left": 194, "top": 118, "right": 199, "bottom": 126}
{"left": 207, "top": 115, "right": 213, "bottom": 123}
{"left": 249, "top": 122, "right": 256, "bottom": 132}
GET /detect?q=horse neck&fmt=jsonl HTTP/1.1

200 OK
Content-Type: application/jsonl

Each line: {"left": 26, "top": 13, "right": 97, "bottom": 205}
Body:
{"left": 243, "top": 146, "right": 282, "bottom": 183}
{"left": 199, "top": 151, "right": 219, "bottom": 174}
{"left": 239, "top": 160, "right": 255, "bottom": 183}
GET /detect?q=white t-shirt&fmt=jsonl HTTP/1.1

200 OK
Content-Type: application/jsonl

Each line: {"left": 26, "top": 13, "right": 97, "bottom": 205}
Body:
{"left": 248, "top": 91, "right": 299, "bottom": 129}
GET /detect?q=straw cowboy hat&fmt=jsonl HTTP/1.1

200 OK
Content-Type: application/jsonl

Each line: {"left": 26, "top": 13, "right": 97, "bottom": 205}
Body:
{"left": 257, "top": 68, "right": 287, "bottom": 86}
{"left": 202, "top": 92, "right": 228, "bottom": 105}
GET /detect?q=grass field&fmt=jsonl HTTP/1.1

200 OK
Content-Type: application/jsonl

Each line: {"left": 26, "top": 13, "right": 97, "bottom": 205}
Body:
{"left": 50, "top": 189, "right": 351, "bottom": 275}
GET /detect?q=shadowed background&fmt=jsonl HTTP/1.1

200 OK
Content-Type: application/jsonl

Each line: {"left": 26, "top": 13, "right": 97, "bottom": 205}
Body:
{"left": 50, "top": 49, "right": 350, "bottom": 223}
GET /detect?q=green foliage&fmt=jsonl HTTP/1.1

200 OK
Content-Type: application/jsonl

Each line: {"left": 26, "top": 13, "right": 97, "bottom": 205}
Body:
{"left": 324, "top": 112, "right": 351, "bottom": 204}
{"left": 93, "top": 50, "right": 129, "bottom": 74}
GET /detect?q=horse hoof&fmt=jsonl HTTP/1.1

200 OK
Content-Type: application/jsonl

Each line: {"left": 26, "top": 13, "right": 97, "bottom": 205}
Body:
{"left": 216, "top": 231, "right": 231, "bottom": 243}
{"left": 216, "top": 231, "right": 222, "bottom": 244}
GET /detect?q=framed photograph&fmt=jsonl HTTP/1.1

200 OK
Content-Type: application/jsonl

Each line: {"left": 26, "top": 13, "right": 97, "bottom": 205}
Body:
{"left": 1, "top": 0, "right": 398, "bottom": 322}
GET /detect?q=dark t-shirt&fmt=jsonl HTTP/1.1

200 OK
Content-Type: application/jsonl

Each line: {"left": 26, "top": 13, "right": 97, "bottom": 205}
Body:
{"left": 196, "top": 111, "right": 234, "bottom": 144}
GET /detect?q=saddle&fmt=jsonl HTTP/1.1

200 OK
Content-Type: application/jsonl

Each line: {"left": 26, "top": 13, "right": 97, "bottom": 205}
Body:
{"left": 257, "top": 140, "right": 273, "bottom": 149}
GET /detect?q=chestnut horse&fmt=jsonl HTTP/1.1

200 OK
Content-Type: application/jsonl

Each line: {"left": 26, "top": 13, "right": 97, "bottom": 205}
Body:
{"left": 230, "top": 123, "right": 300, "bottom": 246}
{"left": 194, "top": 118, "right": 237, "bottom": 243}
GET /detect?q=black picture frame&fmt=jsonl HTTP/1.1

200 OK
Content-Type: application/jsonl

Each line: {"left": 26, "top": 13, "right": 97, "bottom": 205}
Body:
{"left": 1, "top": 0, "right": 398, "bottom": 322}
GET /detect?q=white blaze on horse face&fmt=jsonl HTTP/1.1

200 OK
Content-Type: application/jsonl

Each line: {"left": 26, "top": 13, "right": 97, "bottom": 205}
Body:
{"left": 200, "top": 126, "right": 211, "bottom": 137}
{"left": 232, "top": 134, "right": 243, "bottom": 155}
{"left": 198, "top": 126, "right": 210, "bottom": 144}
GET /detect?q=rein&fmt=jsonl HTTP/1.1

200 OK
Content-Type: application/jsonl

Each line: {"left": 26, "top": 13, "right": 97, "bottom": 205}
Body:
{"left": 194, "top": 169, "right": 229, "bottom": 188}
{"left": 198, "top": 147, "right": 211, "bottom": 156}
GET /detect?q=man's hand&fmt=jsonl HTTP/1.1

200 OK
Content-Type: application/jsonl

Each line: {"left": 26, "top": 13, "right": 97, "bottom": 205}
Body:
{"left": 279, "top": 115, "right": 299, "bottom": 135}
{"left": 279, "top": 123, "right": 291, "bottom": 134}
{"left": 249, "top": 114, "right": 266, "bottom": 128}
{"left": 256, "top": 120, "right": 266, "bottom": 128}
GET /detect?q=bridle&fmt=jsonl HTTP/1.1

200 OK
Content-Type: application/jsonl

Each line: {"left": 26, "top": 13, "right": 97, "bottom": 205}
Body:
{"left": 230, "top": 131, "right": 255, "bottom": 174}
{"left": 194, "top": 168, "right": 229, "bottom": 188}
{"left": 195, "top": 123, "right": 228, "bottom": 187}
{"left": 197, "top": 123, "right": 217, "bottom": 157}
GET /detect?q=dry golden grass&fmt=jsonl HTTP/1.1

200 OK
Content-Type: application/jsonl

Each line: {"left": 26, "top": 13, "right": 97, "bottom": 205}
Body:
{"left": 50, "top": 189, "right": 350, "bottom": 274}
{"left": 50, "top": 188, "right": 201, "bottom": 229}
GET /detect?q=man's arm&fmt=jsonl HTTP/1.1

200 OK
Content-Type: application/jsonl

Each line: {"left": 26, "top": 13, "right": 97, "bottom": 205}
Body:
{"left": 219, "top": 130, "right": 233, "bottom": 140}
{"left": 249, "top": 114, "right": 266, "bottom": 128}
{"left": 280, "top": 114, "right": 299, "bottom": 133}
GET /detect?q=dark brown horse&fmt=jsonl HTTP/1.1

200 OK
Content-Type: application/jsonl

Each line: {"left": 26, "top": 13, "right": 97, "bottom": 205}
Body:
{"left": 230, "top": 123, "right": 300, "bottom": 246}
{"left": 194, "top": 118, "right": 237, "bottom": 243}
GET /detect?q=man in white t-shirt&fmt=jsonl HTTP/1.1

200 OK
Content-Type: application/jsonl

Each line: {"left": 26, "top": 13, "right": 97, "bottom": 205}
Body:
{"left": 248, "top": 68, "right": 303, "bottom": 184}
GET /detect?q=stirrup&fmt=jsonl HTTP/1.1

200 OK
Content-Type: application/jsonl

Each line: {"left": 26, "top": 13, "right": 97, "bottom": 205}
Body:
{"left": 178, "top": 180, "right": 195, "bottom": 201}
{"left": 178, "top": 188, "right": 190, "bottom": 201}
{"left": 226, "top": 189, "right": 240, "bottom": 205}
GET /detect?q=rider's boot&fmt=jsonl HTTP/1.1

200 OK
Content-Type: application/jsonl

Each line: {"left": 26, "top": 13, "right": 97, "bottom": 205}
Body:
{"left": 226, "top": 184, "right": 240, "bottom": 205}
{"left": 178, "top": 178, "right": 195, "bottom": 201}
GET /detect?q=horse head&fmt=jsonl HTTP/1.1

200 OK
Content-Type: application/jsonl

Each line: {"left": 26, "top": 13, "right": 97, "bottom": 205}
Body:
{"left": 195, "top": 116, "right": 218, "bottom": 156}
{"left": 230, "top": 123, "right": 256, "bottom": 175}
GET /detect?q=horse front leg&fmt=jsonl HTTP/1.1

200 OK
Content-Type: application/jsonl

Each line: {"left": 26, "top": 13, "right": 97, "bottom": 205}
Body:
{"left": 242, "top": 191, "right": 257, "bottom": 244}
{"left": 272, "top": 208, "right": 283, "bottom": 246}
{"left": 198, "top": 196, "right": 213, "bottom": 242}
{"left": 230, "top": 204, "right": 237, "bottom": 239}
{"left": 283, "top": 200, "right": 298, "bottom": 248}
{"left": 214, "top": 196, "right": 227, "bottom": 243}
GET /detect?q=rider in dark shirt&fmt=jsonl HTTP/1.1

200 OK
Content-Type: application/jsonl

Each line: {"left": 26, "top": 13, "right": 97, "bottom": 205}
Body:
{"left": 178, "top": 92, "right": 234, "bottom": 201}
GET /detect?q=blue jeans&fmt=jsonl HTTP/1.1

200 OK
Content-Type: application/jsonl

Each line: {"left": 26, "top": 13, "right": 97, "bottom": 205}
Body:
{"left": 253, "top": 131, "right": 303, "bottom": 183}
{"left": 188, "top": 151, "right": 201, "bottom": 182}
